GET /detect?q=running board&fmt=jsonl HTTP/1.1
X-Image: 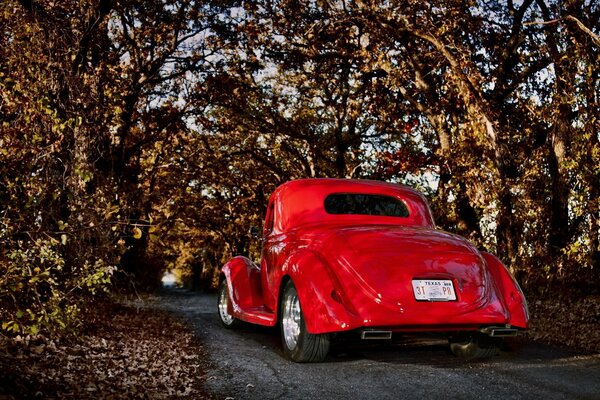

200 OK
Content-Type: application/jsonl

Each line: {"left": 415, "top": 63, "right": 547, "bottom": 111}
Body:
{"left": 236, "top": 306, "right": 276, "bottom": 326}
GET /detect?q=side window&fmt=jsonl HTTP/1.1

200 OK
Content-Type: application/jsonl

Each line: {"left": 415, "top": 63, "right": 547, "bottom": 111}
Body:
{"left": 264, "top": 202, "right": 275, "bottom": 236}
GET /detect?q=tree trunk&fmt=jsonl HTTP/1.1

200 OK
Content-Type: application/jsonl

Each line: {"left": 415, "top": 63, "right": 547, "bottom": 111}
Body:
{"left": 548, "top": 114, "right": 570, "bottom": 257}
{"left": 538, "top": 0, "right": 574, "bottom": 263}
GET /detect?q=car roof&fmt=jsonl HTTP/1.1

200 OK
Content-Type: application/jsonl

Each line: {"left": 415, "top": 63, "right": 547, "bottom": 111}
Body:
{"left": 268, "top": 178, "right": 435, "bottom": 232}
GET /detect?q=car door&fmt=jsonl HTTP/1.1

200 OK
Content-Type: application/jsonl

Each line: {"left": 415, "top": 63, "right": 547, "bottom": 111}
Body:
{"left": 260, "top": 200, "right": 279, "bottom": 311}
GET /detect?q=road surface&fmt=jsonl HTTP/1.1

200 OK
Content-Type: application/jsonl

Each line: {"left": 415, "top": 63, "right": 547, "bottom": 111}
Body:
{"left": 157, "top": 290, "right": 600, "bottom": 400}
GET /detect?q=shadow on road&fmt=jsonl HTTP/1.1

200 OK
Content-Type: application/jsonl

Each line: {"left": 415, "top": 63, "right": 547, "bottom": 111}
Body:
{"left": 157, "top": 287, "right": 583, "bottom": 365}
{"left": 153, "top": 289, "right": 600, "bottom": 400}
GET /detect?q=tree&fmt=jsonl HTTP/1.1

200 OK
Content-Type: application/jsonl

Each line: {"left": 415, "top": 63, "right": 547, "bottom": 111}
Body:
{"left": 0, "top": 0, "right": 234, "bottom": 333}
{"left": 2, "top": 0, "right": 598, "bottom": 338}
{"left": 189, "top": 0, "right": 599, "bottom": 291}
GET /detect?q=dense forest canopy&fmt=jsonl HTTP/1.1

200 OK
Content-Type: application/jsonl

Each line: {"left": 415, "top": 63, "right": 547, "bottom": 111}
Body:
{"left": 1, "top": 0, "right": 598, "bottom": 335}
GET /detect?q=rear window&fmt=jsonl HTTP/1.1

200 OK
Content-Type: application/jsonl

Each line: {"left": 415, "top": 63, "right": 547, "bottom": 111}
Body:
{"left": 324, "top": 193, "right": 409, "bottom": 217}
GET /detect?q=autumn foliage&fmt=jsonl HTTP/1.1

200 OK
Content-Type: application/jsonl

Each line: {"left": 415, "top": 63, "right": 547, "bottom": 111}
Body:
{"left": 1, "top": 0, "right": 599, "bottom": 336}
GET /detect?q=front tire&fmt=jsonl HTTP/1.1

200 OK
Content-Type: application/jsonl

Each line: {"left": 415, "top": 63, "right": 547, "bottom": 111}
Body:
{"left": 280, "top": 280, "right": 330, "bottom": 362}
{"left": 217, "top": 279, "right": 240, "bottom": 329}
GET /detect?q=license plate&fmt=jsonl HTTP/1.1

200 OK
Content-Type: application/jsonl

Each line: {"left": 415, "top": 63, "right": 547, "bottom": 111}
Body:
{"left": 412, "top": 279, "right": 456, "bottom": 301}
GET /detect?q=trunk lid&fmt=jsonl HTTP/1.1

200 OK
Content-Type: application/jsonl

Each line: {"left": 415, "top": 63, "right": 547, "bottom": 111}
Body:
{"left": 319, "top": 225, "right": 489, "bottom": 310}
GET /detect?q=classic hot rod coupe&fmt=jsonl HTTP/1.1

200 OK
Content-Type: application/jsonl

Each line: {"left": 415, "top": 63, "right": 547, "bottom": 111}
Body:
{"left": 217, "top": 179, "right": 528, "bottom": 362}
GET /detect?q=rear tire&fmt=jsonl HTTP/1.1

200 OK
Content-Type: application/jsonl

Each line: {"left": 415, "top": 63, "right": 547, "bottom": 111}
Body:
{"left": 217, "top": 279, "right": 241, "bottom": 329}
{"left": 449, "top": 334, "right": 502, "bottom": 359}
{"left": 280, "top": 280, "right": 330, "bottom": 362}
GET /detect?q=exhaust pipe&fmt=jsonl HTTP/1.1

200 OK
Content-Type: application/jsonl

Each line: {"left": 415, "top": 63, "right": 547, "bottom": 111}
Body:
{"left": 480, "top": 327, "right": 519, "bottom": 337}
{"left": 360, "top": 330, "right": 392, "bottom": 340}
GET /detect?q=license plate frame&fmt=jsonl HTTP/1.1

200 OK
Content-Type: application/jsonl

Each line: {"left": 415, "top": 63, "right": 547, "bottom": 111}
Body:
{"left": 412, "top": 279, "right": 456, "bottom": 301}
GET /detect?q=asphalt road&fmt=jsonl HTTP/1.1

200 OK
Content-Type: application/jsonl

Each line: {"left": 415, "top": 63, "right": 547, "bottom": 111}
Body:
{"left": 157, "top": 290, "right": 600, "bottom": 400}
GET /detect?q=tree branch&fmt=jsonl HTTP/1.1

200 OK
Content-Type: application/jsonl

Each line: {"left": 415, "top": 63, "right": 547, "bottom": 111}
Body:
{"left": 524, "top": 16, "right": 600, "bottom": 48}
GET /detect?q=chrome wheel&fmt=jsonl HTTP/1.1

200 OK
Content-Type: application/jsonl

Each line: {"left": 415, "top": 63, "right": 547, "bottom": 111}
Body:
{"left": 280, "top": 280, "right": 330, "bottom": 362}
{"left": 282, "top": 290, "right": 302, "bottom": 350}
{"left": 217, "top": 280, "right": 237, "bottom": 327}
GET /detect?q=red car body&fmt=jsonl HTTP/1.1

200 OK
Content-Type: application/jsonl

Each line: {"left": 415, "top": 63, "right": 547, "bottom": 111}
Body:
{"left": 219, "top": 178, "right": 528, "bottom": 361}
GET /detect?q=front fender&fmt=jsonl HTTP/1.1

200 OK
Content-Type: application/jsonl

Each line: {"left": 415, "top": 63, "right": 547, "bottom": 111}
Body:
{"left": 221, "top": 256, "right": 262, "bottom": 316}
{"left": 482, "top": 252, "right": 529, "bottom": 329}
{"left": 281, "top": 251, "right": 360, "bottom": 335}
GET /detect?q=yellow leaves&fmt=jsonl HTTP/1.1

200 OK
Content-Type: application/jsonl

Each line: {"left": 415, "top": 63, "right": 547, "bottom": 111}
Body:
{"left": 132, "top": 227, "right": 143, "bottom": 239}
{"left": 74, "top": 167, "right": 94, "bottom": 184}
{"left": 592, "top": 145, "right": 600, "bottom": 173}
{"left": 1, "top": 321, "right": 20, "bottom": 333}
{"left": 1, "top": 232, "right": 109, "bottom": 336}
{"left": 104, "top": 205, "right": 120, "bottom": 220}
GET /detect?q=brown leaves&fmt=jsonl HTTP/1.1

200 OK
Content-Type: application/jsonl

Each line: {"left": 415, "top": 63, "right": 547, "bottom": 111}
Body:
{"left": 0, "top": 301, "right": 212, "bottom": 399}
{"left": 527, "top": 295, "right": 600, "bottom": 353}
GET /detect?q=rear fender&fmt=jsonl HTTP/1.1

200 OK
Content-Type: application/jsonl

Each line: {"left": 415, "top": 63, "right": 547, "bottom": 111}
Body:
{"left": 482, "top": 252, "right": 529, "bottom": 329}
{"left": 280, "top": 251, "right": 359, "bottom": 334}
{"left": 221, "top": 256, "right": 263, "bottom": 315}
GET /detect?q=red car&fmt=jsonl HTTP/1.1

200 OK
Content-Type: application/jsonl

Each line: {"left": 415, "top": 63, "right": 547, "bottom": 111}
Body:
{"left": 217, "top": 179, "right": 528, "bottom": 362}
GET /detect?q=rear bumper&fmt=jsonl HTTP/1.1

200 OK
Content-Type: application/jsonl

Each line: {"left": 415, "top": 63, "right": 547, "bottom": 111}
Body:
{"left": 346, "top": 325, "right": 523, "bottom": 341}
{"left": 309, "top": 285, "right": 521, "bottom": 335}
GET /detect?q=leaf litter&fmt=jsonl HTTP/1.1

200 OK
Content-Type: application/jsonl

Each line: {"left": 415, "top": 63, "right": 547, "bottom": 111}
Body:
{"left": 526, "top": 294, "right": 600, "bottom": 353}
{"left": 0, "top": 301, "right": 215, "bottom": 399}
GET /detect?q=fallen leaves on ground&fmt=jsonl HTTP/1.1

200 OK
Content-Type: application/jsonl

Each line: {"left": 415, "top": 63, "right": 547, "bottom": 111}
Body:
{"left": 0, "top": 301, "right": 213, "bottom": 399}
{"left": 527, "top": 295, "right": 600, "bottom": 353}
